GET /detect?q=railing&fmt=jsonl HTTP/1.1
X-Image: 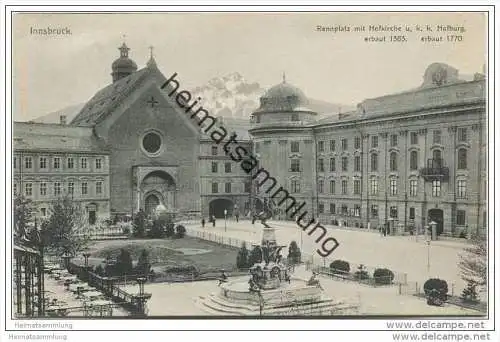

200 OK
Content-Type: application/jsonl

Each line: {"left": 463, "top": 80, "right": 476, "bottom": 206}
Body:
{"left": 69, "top": 263, "right": 150, "bottom": 316}
{"left": 185, "top": 226, "right": 408, "bottom": 285}
{"left": 308, "top": 265, "right": 405, "bottom": 287}
{"left": 419, "top": 158, "right": 450, "bottom": 181}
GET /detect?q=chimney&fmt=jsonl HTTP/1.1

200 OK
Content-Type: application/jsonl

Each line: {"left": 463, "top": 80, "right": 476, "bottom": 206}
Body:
{"left": 60, "top": 115, "right": 67, "bottom": 125}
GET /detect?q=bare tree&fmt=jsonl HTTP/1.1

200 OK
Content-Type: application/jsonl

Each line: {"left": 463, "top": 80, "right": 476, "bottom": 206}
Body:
{"left": 459, "top": 234, "right": 487, "bottom": 287}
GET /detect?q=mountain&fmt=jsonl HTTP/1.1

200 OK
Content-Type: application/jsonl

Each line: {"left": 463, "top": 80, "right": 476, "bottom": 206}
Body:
{"left": 190, "top": 72, "right": 353, "bottom": 119}
{"left": 31, "top": 72, "right": 351, "bottom": 124}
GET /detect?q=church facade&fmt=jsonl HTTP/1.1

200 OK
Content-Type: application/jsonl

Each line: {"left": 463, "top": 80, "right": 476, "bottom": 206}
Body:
{"left": 13, "top": 43, "right": 487, "bottom": 236}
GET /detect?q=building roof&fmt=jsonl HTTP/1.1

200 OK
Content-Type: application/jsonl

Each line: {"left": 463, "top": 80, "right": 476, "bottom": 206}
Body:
{"left": 254, "top": 79, "right": 312, "bottom": 113}
{"left": 13, "top": 122, "right": 110, "bottom": 153}
{"left": 71, "top": 67, "right": 151, "bottom": 126}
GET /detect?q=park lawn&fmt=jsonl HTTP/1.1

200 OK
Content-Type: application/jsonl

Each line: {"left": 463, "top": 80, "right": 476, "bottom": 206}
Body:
{"left": 87, "top": 237, "right": 239, "bottom": 274}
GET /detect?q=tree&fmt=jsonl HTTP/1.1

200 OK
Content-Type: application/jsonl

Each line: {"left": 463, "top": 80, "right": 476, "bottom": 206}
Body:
{"left": 165, "top": 222, "right": 175, "bottom": 238}
{"left": 461, "top": 281, "right": 479, "bottom": 303}
{"left": 459, "top": 234, "right": 487, "bottom": 287}
{"left": 287, "top": 241, "right": 302, "bottom": 265}
{"left": 13, "top": 195, "right": 36, "bottom": 244}
{"left": 94, "top": 264, "right": 105, "bottom": 276}
{"left": 136, "top": 249, "right": 152, "bottom": 276}
{"left": 236, "top": 242, "right": 249, "bottom": 269}
{"left": 248, "top": 246, "right": 263, "bottom": 266}
{"left": 133, "top": 210, "right": 148, "bottom": 238}
{"left": 41, "top": 196, "right": 88, "bottom": 256}
{"left": 116, "top": 248, "right": 133, "bottom": 276}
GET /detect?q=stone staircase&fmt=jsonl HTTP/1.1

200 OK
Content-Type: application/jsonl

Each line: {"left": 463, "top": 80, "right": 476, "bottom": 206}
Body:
{"left": 195, "top": 292, "right": 360, "bottom": 316}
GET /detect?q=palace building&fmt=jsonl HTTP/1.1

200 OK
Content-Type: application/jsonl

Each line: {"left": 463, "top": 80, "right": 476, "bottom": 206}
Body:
{"left": 250, "top": 63, "right": 487, "bottom": 237}
{"left": 13, "top": 43, "right": 487, "bottom": 236}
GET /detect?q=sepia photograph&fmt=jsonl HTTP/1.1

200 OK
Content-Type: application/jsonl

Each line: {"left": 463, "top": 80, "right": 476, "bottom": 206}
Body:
{"left": 2, "top": 5, "right": 497, "bottom": 340}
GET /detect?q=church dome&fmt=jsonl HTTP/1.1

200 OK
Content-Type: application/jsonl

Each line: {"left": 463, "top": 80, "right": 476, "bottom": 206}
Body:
{"left": 111, "top": 43, "right": 138, "bottom": 82}
{"left": 112, "top": 56, "right": 138, "bottom": 70}
{"left": 257, "top": 76, "right": 310, "bottom": 112}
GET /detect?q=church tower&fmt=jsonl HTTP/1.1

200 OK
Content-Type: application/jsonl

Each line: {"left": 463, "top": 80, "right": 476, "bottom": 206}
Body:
{"left": 111, "top": 42, "right": 138, "bottom": 82}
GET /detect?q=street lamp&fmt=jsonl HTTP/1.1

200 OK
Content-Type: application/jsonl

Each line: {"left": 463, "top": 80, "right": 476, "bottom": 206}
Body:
{"left": 83, "top": 252, "right": 91, "bottom": 269}
{"left": 224, "top": 209, "right": 228, "bottom": 232}
{"left": 61, "top": 251, "right": 72, "bottom": 271}
{"left": 429, "top": 220, "right": 437, "bottom": 241}
{"left": 136, "top": 277, "right": 147, "bottom": 316}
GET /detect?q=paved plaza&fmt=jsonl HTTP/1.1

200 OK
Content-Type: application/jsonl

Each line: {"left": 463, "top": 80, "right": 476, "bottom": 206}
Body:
{"left": 184, "top": 219, "right": 474, "bottom": 294}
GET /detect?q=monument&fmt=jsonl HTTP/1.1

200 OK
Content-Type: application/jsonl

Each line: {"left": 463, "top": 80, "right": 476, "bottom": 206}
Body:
{"left": 198, "top": 212, "right": 358, "bottom": 316}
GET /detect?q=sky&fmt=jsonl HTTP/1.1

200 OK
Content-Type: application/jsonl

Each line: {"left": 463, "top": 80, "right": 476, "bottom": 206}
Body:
{"left": 12, "top": 12, "right": 487, "bottom": 121}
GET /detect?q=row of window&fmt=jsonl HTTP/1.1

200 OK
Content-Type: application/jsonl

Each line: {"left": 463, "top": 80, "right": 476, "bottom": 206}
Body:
{"left": 290, "top": 149, "right": 468, "bottom": 173}
{"left": 289, "top": 178, "right": 468, "bottom": 198}
{"left": 255, "top": 128, "right": 469, "bottom": 154}
{"left": 317, "top": 204, "right": 468, "bottom": 225}
{"left": 14, "top": 156, "right": 105, "bottom": 171}
{"left": 211, "top": 182, "right": 252, "bottom": 194}
{"left": 211, "top": 162, "right": 234, "bottom": 173}
{"left": 14, "top": 180, "right": 104, "bottom": 197}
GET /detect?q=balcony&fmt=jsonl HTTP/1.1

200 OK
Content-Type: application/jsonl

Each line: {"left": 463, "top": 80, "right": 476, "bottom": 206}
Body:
{"left": 419, "top": 158, "right": 449, "bottom": 182}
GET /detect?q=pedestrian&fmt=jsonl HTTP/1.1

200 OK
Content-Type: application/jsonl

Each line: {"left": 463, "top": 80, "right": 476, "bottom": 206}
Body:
{"left": 212, "top": 215, "right": 216, "bottom": 227}
{"left": 201, "top": 217, "right": 205, "bottom": 228}
{"left": 236, "top": 213, "right": 239, "bottom": 222}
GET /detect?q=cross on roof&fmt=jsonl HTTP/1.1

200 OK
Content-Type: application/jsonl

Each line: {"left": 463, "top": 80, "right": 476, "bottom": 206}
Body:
{"left": 147, "top": 96, "right": 159, "bottom": 108}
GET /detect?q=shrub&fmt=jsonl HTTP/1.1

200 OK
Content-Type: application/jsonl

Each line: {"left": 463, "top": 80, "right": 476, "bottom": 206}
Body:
{"left": 373, "top": 268, "right": 395, "bottom": 285}
{"left": 165, "top": 223, "right": 175, "bottom": 238}
{"left": 424, "top": 278, "right": 449, "bottom": 300}
{"left": 353, "top": 264, "right": 370, "bottom": 280}
{"left": 236, "top": 242, "right": 249, "bottom": 269}
{"left": 459, "top": 230, "right": 467, "bottom": 239}
{"left": 148, "top": 220, "right": 166, "bottom": 238}
{"left": 287, "top": 241, "right": 302, "bottom": 265}
{"left": 175, "top": 225, "right": 186, "bottom": 238}
{"left": 461, "top": 281, "right": 479, "bottom": 303}
{"left": 330, "top": 260, "right": 350, "bottom": 274}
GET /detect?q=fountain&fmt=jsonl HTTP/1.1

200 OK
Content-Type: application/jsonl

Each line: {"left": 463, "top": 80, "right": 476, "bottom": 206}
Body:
{"left": 198, "top": 214, "right": 358, "bottom": 316}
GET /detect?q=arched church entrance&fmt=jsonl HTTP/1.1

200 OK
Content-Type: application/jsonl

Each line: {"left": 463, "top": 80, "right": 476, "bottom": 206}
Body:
{"left": 428, "top": 208, "right": 444, "bottom": 236}
{"left": 209, "top": 199, "right": 234, "bottom": 219}
{"left": 140, "top": 170, "right": 176, "bottom": 215}
{"left": 145, "top": 194, "right": 160, "bottom": 216}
